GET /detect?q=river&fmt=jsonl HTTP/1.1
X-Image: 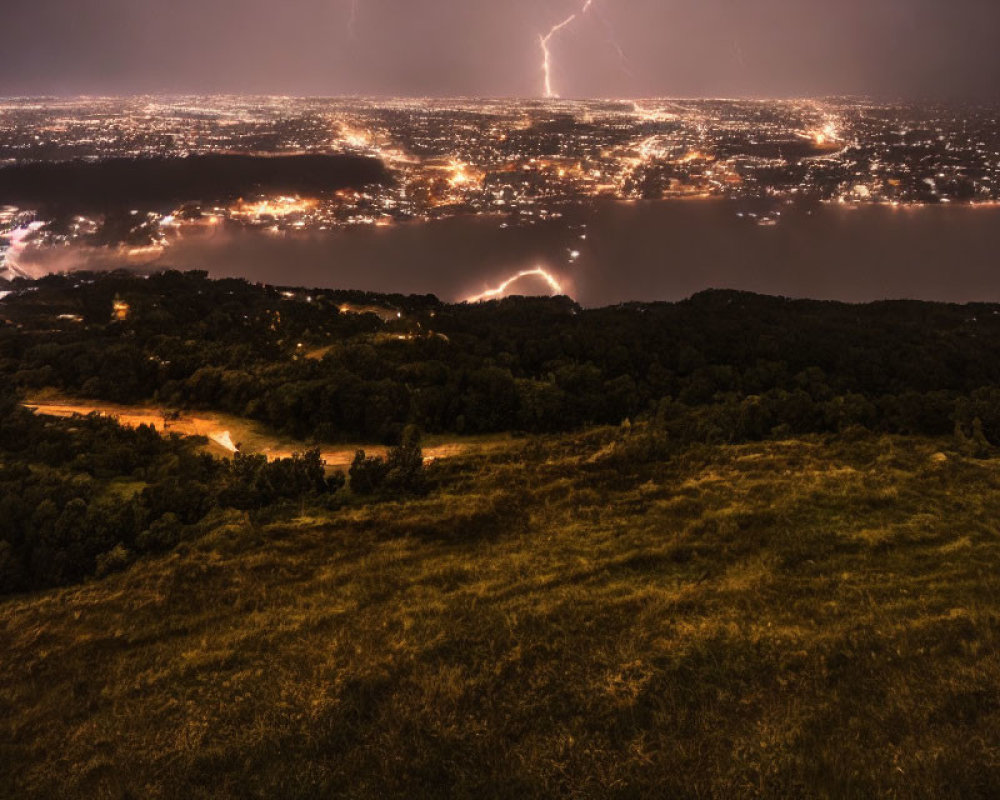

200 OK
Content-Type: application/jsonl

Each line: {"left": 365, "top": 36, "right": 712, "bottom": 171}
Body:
{"left": 15, "top": 199, "right": 1000, "bottom": 306}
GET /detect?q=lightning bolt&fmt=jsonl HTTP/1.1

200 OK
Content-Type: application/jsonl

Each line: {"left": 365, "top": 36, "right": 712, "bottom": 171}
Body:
{"left": 591, "top": 3, "right": 633, "bottom": 79}
{"left": 539, "top": 0, "right": 595, "bottom": 98}
{"left": 466, "top": 268, "right": 566, "bottom": 303}
{"left": 732, "top": 39, "right": 746, "bottom": 69}
{"left": 348, "top": 0, "right": 359, "bottom": 39}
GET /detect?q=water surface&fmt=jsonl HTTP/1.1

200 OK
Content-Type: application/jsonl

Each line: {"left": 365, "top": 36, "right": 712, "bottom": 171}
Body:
{"left": 19, "top": 200, "right": 1000, "bottom": 305}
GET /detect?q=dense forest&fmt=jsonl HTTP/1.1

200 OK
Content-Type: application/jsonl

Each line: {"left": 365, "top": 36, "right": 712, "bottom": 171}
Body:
{"left": 3, "top": 269, "right": 1000, "bottom": 445}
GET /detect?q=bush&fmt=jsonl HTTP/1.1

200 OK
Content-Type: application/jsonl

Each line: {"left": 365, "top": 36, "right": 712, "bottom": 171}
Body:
{"left": 349, "top": 450, "right": 390, "bottom": 495}
{"left": 385, "top": 425, "right": 426, "bottom": 493}
{"left": 349, "top": 426, "right": 426, "bottom": 495}
{"left": 137, "top": 513, "right": 183, "bottom": 553}
{"left": 220, "top": 449, "right": 331, "bottom": 509}
{"left": 95, "top": 544, "right": 132, "bottom": 577}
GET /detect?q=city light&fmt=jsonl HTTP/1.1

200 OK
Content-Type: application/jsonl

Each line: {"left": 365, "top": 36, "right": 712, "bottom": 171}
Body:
{"left": 466, "top": 267, "right": 566, "bottom": 303}
{"left": 2, "top": 95, "right": 998, "bottom": 283}
{"left": 229, "top": 196, "right": 318, "bottom": 219}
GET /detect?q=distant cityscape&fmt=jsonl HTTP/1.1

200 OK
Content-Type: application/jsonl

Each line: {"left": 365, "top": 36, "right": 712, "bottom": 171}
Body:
{"left": 2, "top": 96, "right": 999, "bottom": 278}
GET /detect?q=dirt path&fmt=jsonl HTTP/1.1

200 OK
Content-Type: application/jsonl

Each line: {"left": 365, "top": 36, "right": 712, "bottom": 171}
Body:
{"left": 24, "top": 396, "right": 486, "bottom": 469}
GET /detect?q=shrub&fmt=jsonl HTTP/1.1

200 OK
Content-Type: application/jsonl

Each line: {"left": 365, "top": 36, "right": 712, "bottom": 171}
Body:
{"left": 349, "top": 450, "right": 390, "bottom": 495}
{"left": 349, "top": 426, "right": 426, "bottom": 495}
{"left": 95, "top": 544, "right": 132, "bottom": 577}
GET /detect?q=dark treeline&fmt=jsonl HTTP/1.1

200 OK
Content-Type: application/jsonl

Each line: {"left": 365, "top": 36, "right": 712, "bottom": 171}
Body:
{"left": 0, "top": 154, "right": 391, "bottom": 213}
{"left": 4, "top": 270, "right": 1000, "bottom": 445}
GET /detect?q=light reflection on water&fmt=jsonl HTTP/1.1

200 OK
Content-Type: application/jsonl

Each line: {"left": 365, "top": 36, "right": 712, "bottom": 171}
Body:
{"left": 16, "top": 200, "right": 1000, "bottom": 306}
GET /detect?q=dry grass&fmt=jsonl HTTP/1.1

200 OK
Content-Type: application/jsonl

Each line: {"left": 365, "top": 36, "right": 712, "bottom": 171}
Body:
{"left": 2, "top": 431, "right": 999, "bottom": 798}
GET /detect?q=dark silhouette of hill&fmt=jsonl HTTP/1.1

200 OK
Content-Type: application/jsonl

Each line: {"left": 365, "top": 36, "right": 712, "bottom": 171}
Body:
{"left": 0, "top": 154, "right": 392, "bottom": 212}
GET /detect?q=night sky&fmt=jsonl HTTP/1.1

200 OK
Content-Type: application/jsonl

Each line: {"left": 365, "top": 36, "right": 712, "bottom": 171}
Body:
{"left": 2, "top": 0, "right": 999, "bottom": 99}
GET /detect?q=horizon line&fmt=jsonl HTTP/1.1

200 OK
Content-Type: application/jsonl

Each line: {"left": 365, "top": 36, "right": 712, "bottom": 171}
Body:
{"left": 0, "top": 92, "right": 980, "bottom": 106}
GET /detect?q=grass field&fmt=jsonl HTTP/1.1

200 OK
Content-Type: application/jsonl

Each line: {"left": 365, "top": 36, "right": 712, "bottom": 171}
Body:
{"left": 2, "top": 429, "right": 999, "bottom": 798}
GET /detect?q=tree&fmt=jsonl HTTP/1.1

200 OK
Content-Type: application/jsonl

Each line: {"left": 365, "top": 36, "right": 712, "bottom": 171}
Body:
{"left": 385, "top": 425, "right": 426, "bottom": 493}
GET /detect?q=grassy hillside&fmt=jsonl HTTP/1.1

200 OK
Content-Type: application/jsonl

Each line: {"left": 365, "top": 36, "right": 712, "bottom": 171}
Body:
{"left": 2, "top": 429, "right": 999, "bottom": 799}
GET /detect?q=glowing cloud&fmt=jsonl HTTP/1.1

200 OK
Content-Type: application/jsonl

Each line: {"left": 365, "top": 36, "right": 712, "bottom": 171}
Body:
{"left": 465, "top": 267, "right": 566, "bottom": 303}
